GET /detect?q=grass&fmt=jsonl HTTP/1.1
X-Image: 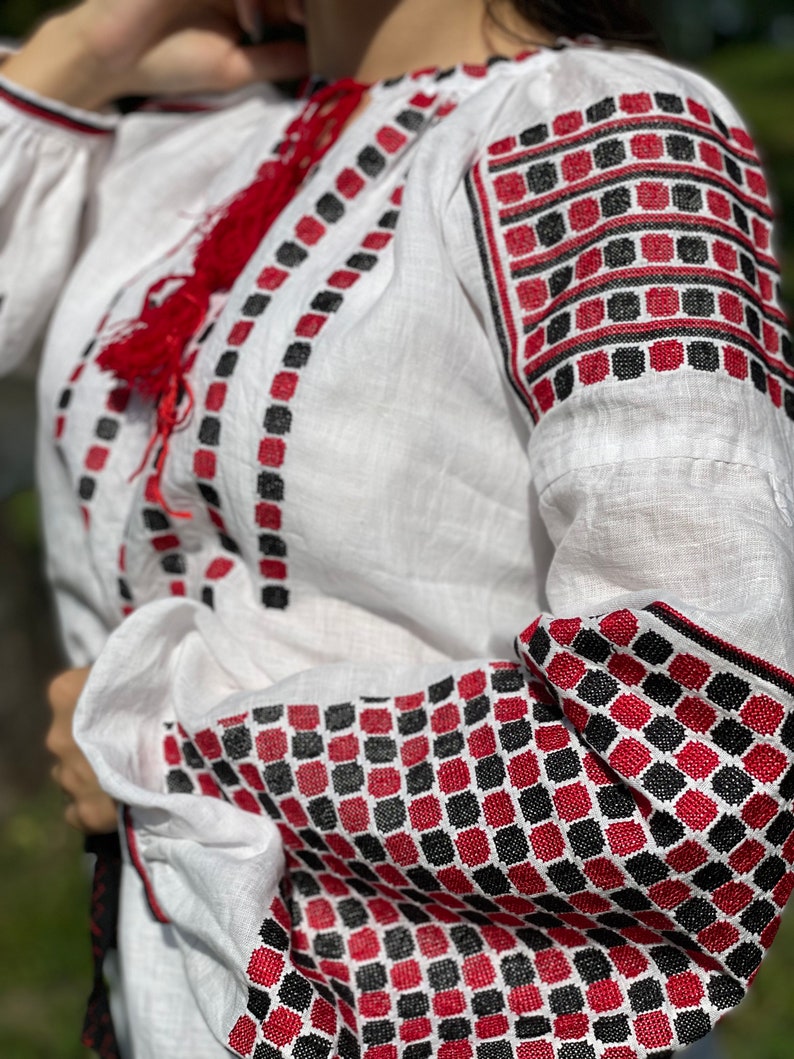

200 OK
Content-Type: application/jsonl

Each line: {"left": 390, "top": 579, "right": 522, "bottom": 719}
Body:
{"left": 701, "top": 44, "right": 794, "bottom": 154}
{"left": 3, "top": 489, "right": 41, "bottom": 551}
{"left": 0, "top": 490, "right": 88, "bottom": 1058}
{"left": 720, "top": 908, "right": 794, "bottom": 1059}
{"left": 0, "top": 788, "right": 92, "bottom": 1059}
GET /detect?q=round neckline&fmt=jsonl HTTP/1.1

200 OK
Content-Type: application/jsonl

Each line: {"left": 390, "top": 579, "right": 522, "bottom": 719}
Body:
{"left": 376, "top": 49, "right": 542, "bottom": 89}
{"left": 307, "top": 45, "right": 561, "bottom": 100}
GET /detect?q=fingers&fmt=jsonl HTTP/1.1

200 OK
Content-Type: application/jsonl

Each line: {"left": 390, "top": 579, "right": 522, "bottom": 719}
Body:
{"left": 232, "top": 38, "right": 309, "bottom": 83}
{"left": 47, "top": 664, "right": 92, "bottom": 713}
{"left": 45, "top": 710, "right": 76, "bottom": 760}
{"left": 52, "top": 756, "right": 117, "bottom": 834}
{"left": 46, "top": 664, "right": 116, "bottom": 834}
{"left": 46, "top": 664, "right": 91, "bottom": 759}
{"left": 235, "top": 0, "right": 264, "bottom": 40}
{"left": 52, "top": 755, "right": 118, "bottom": 834}
{"left": 50, "top": 750, "right": 98, "bottom": 789}
{"left": 45, "top": 721, "right": 64, "bottom": 759}
{"left": 63, "top": 793, "right": 119, "bottom": 835}
{"left": 235, "top": 0, "right": 304, "bottom": 40}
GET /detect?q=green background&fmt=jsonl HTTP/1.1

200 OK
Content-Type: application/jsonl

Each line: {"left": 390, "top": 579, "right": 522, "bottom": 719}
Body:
{"left": 0, "top": 2, "right": 792, "bottom": 1057}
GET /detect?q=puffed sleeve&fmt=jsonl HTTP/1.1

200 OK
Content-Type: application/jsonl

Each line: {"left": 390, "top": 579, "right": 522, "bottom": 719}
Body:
{"left": 0, "top": 74, "right": 117, "bottom": 372}
{"left": 75, "top": 53, "right": 794, "bottom": 1059}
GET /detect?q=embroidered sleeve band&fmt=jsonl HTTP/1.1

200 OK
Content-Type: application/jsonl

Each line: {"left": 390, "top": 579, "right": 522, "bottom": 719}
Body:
{"left": 158, "top": 601, "right": 794, "bottom": 1059}
{"left": 469, "top": 89, "right": 790, "bottom": 426}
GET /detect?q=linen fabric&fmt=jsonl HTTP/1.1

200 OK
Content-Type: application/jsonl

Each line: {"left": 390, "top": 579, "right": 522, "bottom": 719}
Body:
{"left": 1, "top": 40, "right": 793, "bottom": 1059}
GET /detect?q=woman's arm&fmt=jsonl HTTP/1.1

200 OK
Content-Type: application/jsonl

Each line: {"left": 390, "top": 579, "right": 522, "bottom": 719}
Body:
{"left": 1, "top": 11, "right": 127, "bottom": 112}
{"left": 0, "top": 1, "right": 306, "bottom": 373}
{"left": 0, "top": 72, "right": 116, "bottom": 373}
{"left": 46, "top": 665, "right": 118, "bottom": 833}
{"left": 2, "top": 0, "right": 307, "bottom": 111}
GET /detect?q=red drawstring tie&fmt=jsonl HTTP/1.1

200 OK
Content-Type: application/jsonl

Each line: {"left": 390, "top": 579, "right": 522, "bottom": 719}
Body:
{"left": 97, "top": 78, "right": 370, "bottom": 518}
{"left": 130, "top": 374, "right": 195, "bottom": 514}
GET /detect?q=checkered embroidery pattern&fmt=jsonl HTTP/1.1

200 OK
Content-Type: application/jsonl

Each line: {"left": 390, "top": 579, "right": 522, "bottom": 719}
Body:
{"left": 160, "top": 602, "right": 794, "bottom": 1058}
{"left": 468, "top": 91, "right": 791, "bottom": 424}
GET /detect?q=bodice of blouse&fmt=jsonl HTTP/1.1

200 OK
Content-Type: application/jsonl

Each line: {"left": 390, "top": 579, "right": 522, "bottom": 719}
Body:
{"left": 2, "top": 41, "right": 794, "bottom": 1059}
{"left": 26, "top": 54, "right": 555, "bottom": 674}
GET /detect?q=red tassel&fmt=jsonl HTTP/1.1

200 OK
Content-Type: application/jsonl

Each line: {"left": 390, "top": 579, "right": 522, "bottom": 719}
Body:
{"left": 97, "top": 79, "right": 369, "bottom": 514}
{"left": 97, "top": 276, "right": 208, "bottom": 401}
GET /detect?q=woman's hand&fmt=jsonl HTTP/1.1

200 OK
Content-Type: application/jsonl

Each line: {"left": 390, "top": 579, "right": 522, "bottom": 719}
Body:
{"left": 46, "top": 665, "right": 118, "bottom": 834}
{"left": 2, "top": 0, "right": 308, "bottom": 111}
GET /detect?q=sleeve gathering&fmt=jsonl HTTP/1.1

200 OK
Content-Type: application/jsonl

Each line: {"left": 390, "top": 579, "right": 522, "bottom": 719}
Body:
{"left": 0, "top": 76, "right": 116, "bottom": 373}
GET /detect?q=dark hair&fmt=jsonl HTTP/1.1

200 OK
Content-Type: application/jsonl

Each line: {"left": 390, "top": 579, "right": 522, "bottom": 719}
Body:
{"left": 495, "top": 0, "right": 663, "bottom": 51}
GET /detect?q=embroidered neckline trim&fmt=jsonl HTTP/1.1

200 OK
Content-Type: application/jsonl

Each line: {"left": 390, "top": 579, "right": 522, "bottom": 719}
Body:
{"left": 306, "top": 45, "right": 559, "bottom": 100}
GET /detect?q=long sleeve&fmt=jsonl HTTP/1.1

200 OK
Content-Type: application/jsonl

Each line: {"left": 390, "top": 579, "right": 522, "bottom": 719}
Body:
{"left": 74, "top": 53, "right": 794, "bottom": 1059}
{"left": 0, "top": 75, "right": 117, "bottom": 372}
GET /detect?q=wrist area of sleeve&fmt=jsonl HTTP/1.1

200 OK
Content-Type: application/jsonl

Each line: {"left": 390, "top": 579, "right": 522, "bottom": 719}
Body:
{"left": 73, "top": 596, "right": 285, "bottom": 1021}
{"left": 73, "top": 596, "right": 274, "bottom": 804}
{"left": 0, "top": 71, "right": 117, "bottom": 138}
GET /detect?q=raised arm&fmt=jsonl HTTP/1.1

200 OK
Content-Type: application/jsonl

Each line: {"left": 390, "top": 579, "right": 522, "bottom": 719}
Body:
{"left": 0, "top": 0, "right": 307, "bottom": 373}
{"left": 2, "top": 0, "right": 308, "bottom": 111}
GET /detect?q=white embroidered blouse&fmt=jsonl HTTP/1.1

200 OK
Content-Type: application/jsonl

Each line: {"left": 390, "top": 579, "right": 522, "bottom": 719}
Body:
{"left": 1, "top": 40, "right": 793, "bottom": 1059}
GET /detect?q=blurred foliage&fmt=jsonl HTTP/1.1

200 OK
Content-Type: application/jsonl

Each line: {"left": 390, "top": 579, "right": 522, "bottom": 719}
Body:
{"left": 722, "top": 907, "right": 794, "bottom": 1059}
{"left": 0, "top": 787, "right": 92, "bottom": 1059}
{"left": 4, "top": 489, "right": 42, "bottom": 550}
{"left": 654, "top": 0, "right": 794, "bottom": 59}
{"left": 700, "top": 43, "right": 794, "bottom": 306}
{"left": 0, "top": 0, "right": 61, "bottom": 39}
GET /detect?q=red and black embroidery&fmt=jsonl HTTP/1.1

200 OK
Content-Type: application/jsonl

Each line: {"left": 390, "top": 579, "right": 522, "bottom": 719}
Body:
{"left": 69, "top": 371, "right": 132, "bottom": 537}
{"left": 194, "top": 91, "right": 442, "bottom": 611}
{"left": 252, "top": 186, "right": 406, "bottom": 611}
{"left": 469, "top": 91, "right": 791, "bottom": 424}
{"left": 192, "top": 220, "right": 334, "bottom": 588}
{"left": 128, "top": 315, "right": 230, "bottom": 608}
{"left": 62, "top": 315, "right": 219, "bottom": 612}
{"left": 158, "top": 601, "right": 794, "bottom": 1058}
{"left": 139, "top": 502, "right": 188, "bottom": 598}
